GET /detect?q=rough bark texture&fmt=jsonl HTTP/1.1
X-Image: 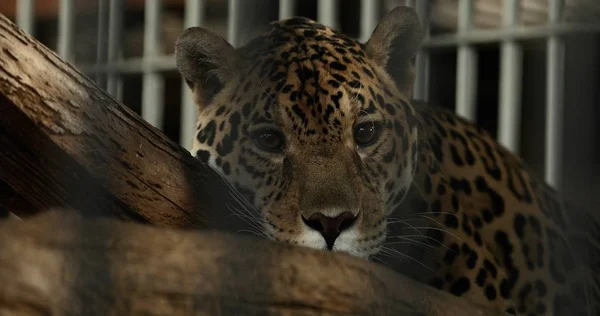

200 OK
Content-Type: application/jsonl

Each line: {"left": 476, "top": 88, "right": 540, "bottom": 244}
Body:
{"left": 0, "top": 13, "right": 232, "bottom": 229}
{"left": 0, "top": 211, "right": 505, "bottom": 316}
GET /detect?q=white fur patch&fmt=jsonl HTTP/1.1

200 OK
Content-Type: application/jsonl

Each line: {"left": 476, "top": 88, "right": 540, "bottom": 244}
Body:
{"left": 206, "top": 155, "right": 227, "bottom": 178}
{"left": 293, "top": 229, "right": 327, "bottom": 250}
{"left": 294, "top": 225, "right": 371, "bottom": 258}
{"left": 332, "top": 228, "right": 369, "bottom": 258}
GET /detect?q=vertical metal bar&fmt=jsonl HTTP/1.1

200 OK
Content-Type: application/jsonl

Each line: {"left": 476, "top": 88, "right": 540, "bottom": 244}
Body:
{"left": 404, "top": 0, "right": 416, "bottom": 7}
{"left": 107, "top": 0, "right": 124, "bottom": 100}
{"left": 455, "top": 0, "right": 478, "bottom": 121}
{"left": 279, "top": 0, "right": 296, "bottom": 19}
{"left": 180, "top": 0, "right": 205, "bottom": 149}
{"left": 413, "top": 0, "right": 430, "bottom": 101}
{"left": 317, "top": 0, "right": 338, "bottom": 29}
{"left": 57, "top": 0, "right": 75, "bottom": 62}
{"left": 141, "top": 0, "right": 164, "bottom": 129}
{"left": 96, "top": 0, "right": 109, "bottom": 89}
{"left": 228, "top": 0, "right": 242, "bottom": 47}
{"left": 359, "top": 0, "right": 379, "bottom": 43}
{"left": 16, "top": 0, "right": 35, "bottom": 35}
{"left": 497, "top": 0, "right": 523, "bottom": 153}
{"left": 545, "top": 0, "right": 565, "bottom": 189}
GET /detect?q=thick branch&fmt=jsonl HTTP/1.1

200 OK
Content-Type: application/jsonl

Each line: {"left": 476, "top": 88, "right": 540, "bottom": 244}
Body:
{"left": 0, "top": 211, "right": 503, "bottom": 316}
{"left": 0, "top": 13, "right": 231, "bottom": 229}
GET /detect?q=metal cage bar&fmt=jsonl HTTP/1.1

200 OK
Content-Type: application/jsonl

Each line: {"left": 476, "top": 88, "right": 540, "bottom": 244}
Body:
{"left": 16, "top": 0, "right": 35, "bottom": 35}
{"left": 318, "top": 0, "right": 338, "bottom": 29}
{"left": 545, "top": 0, "right": 566, "bottom": 189}
{"left": 279, "top": 0, "right": 296, "bottom": 20}
{"left": 107, "top": 0, "right": 124, "bottom": 100}
{"left": 359, "top": 0, "right": 379, "bottom": 43}
{"left": 180, "top": 0, "right": 205, "bottom": 149}
{"left": 95, "top": 0, "right": 110, "bottom": 89}
{"left": 82, "top": 55, "right": 175, "bottom": 74}
{"left": 422, "top": 23, "right": 600, "bottom": 48}
{"left": 57, "top": 0, "right": 75, "bottom": 62}
{"left": 141, "top": 0, "right": 165, "bottom": 129}
{"left": 228, "top": 0, "right": 242, "bottom": 47}
{"left": 455, "top": 0, "right": 478, "bottom": 121}
{"left": 413, "top": 0, "right": 430, "bottom": 101}
{"left": 497, "top": 0, "right": 523, "bottom": 153}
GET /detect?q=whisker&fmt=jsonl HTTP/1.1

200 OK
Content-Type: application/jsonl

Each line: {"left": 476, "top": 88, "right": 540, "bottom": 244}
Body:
{"left": 227, "top": 194, "right": 260, "bottom": 223}
{"left": 227, "top": 185, "right": 258, "bottom": 214}
{"left": 408, "top": 226, "right": 464, "bottom": 243}
{"left": 234, "top": 228, "right": 266, "bottom": 238}
{"left": 388, "top": 215, "right": 464, "bottom": 242}
{"left": 383, "top": 241, "right": 428, "bottom": 251}
{"left": 377, "top": 246, "right": 433, "bottom": 272}
{"left": 412, "top": 211, "right": 459, "bottom": 218}
{"left": 411, "top": 178, "right": 433, "bottom": 214}
{"left": 209, "top": 166, "right": 269, "bottom": 239}
{"left": 385, "top": 218, "right": 426, "bottom": 237}
{"left": 230, "top": 218, "right": 266, "bottom": 238}
{"left": 211, "top": 162, "right": 260, "bottom": 216}
{"left": 226, "top": 204, "right": 265, "bottom": 233}
{"left": 369, "top": 254, "right": 386, "bottom": 264}
{"left": 418, "top": 214, "right": 458, "bottom": 237}
{"left": 387, "top": 217, "right": 463, "bottom": 243}
{"left": 385, "top": 238, "right": 434, "bottom": 251}
{"left": 388, "top": 234, "right": 452, "bottom": 251}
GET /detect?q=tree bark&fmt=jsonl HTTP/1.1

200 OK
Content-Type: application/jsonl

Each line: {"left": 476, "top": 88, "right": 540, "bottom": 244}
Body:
{"left": 0, "top": 13, "right": 232, "bottom": 229}
{"left": 0, "top": 211, "right": 504, "bottom": 316}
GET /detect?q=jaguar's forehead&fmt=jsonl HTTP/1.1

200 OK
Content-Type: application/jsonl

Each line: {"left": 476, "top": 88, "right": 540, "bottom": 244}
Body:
{"left": 240, "top": 17, "right": 369, "bottom": 69}
{"left": 234, "top": 18, "right": 390, "bottom": 122}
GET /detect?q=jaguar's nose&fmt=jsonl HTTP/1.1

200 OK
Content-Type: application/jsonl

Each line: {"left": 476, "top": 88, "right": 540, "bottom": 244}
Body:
{"left": 302, "top": 211, "right": 357, "bottom": 250}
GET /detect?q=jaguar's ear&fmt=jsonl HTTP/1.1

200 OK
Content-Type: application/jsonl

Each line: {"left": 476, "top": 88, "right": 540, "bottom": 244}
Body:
{"left": 365, "top": 6, "right": 424, "bottom": 99}
{"left": 175, "top": 27, "right": 241, "bottom": 112}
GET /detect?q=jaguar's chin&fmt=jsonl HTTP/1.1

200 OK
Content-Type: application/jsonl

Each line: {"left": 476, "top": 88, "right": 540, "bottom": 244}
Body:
{"left": 279, "top": 227, "right": 380, "bottom": 259}
{"left": 332, "top": 233, "right": 378, "bottom": 259}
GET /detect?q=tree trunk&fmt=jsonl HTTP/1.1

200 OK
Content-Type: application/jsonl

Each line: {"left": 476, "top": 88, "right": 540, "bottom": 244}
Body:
{"left": 0, "top": 211, "right": 504, "bottom": 316}
{"left": 0, "top": 13, "right": 232, "bottom": 229}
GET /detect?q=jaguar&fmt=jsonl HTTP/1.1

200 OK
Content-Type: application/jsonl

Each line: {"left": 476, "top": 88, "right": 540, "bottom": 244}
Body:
{"left": 175, "top": 6, "right": 599, "bottom": 315}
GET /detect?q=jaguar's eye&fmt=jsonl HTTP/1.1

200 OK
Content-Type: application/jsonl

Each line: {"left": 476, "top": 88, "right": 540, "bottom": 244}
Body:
{"left": 251, "top": 128, "right": 286, "bottom": 153}
{"left": 353, "top": 121, "right": 382, "bottom": 147}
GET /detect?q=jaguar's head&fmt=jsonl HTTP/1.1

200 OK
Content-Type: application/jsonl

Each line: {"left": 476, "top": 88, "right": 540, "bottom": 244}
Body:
{"left": 176, "top": 6, "right": 423, "bottom": 258}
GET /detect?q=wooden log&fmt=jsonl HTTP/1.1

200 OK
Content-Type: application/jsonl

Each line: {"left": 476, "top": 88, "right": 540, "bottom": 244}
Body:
{"left": 0, "top": 210, "right": 504, "bottom": 316}
{"left": 0, "top": 13, "right": 233, "bottom": 229}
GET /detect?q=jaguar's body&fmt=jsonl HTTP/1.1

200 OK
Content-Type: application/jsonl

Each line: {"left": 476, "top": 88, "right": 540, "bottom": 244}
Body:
{"left": 175, "top": 7, "right": 599, "bottom": 315}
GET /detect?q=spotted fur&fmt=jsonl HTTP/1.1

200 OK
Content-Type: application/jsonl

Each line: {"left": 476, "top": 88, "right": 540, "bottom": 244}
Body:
{"left": 176, "top": 6, "right": 599, "bottom": 315}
